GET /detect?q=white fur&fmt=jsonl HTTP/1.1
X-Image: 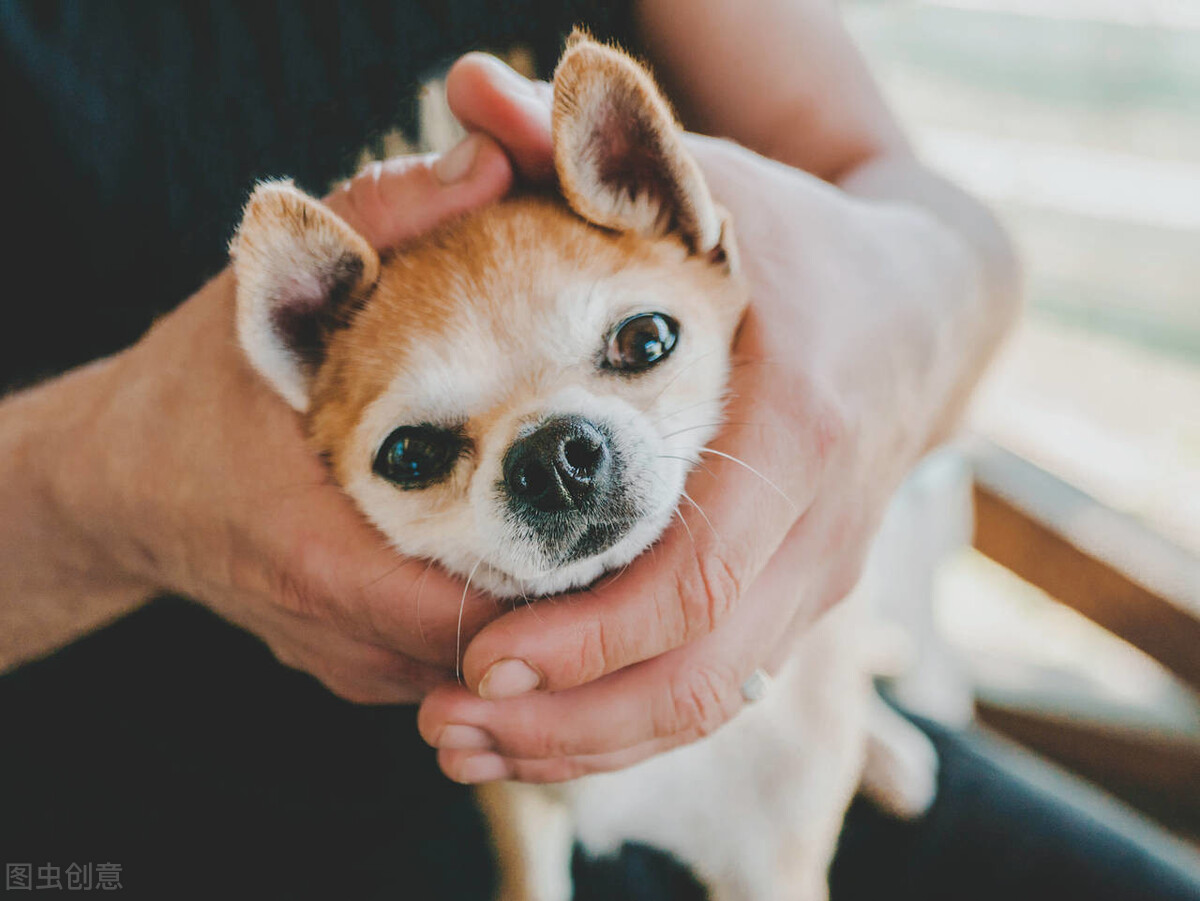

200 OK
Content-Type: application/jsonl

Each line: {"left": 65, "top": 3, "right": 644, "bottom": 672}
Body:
{"left": 565, "top": 598, "right": 875, "bottom": 901}
{"left": 339, "top": 258, "right": 731, "bottom": 599}
{"left": 494, "top": 496, "right": 941, "bottom": 901}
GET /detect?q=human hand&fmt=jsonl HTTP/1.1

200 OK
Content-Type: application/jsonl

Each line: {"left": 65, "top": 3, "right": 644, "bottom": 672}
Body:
{"left": 417, "top": 54, "right": 987, "bottom": 782}
{"left": 49, "top": 136, "right": 517, "bottom": 703}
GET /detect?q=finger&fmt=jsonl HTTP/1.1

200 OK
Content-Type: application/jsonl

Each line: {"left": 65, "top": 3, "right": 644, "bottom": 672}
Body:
{"left": 434, "top": 574, "right": 835, "bottom": 783}
{"left": 444, "top": 52, "right": 555, "bottom": 183}
{"left": 420, "top": 579, "right": 779, "bottom": 760}
{"left": 437, "top": 627, "right": 770, "bottom": 781}
{"left": 286, "top": 501, "right": 507, "bottom": 669}
{"left": 419, "top": 655, "right": 736, "bottom": 763}
{"left": 323, "top": 132, "right": 514, "bottom": 249}
{"left": 459, "top": 312, "right": 843, "bottom": 697}
{"left": 437, "top": 729, "right": 691, "bottom": 784}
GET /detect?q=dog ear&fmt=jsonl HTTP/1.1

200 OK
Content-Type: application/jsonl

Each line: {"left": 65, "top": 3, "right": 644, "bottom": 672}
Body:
{"left": 230, "top": 181, "right": 380, "bottom": 411}
{"left": 552, "top": 31, "right": 731, "bottom": 264}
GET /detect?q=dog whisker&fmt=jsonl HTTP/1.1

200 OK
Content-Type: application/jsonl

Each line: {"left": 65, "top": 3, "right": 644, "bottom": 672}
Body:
{"left": 412, "top": 557, "right": 437, "bottom": 648}
{"left": 697, "top": 448, "right": 797, "bottom": 512}
{"left": 659, "top": 420, "right": 762, "bottom": 441}
{"left": 653, "top": 396, "right": 725, "bottom": 426}
{"left": 517, "top": 582, "right": 544, "bottom": 622}
{"left": 645, "top": 347, "right": 722, "bottom": 409}
{"left": 656, "top": 453, "right": 717, "bottom": 478}
{"left": 674, "top": 506, "right": 697, "bottom": 549}
{"left": 728, "top": 357, "right": 785, "bottom": 370}
{"left": 360, "top": 551, "right": 425, "bottom": 592}
{"left": 456, "top": 556, "right": 485, "bottom": 685}
{"left": 680, "top": 490, "right": 718, "bottom": 540}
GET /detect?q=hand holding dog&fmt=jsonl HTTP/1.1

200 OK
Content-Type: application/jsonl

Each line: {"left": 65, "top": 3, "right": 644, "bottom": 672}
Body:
{"left": 1, "top": 137, "right": 517, "bottom": 699}
{"left": 418, "top": 55, "right": 1009, "bottom": 783}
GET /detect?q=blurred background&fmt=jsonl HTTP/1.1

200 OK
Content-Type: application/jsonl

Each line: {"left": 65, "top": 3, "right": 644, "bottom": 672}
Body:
{"left": 841, "top": 0, "right": 1200, "bottom": 844}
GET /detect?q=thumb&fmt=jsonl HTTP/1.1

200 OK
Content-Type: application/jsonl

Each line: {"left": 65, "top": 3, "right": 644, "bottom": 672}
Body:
{"left": 324, "top": 132, "right": 514, "bottom": 250}
{"left": 445, "top": 52, "right": 555, "bottom": 183}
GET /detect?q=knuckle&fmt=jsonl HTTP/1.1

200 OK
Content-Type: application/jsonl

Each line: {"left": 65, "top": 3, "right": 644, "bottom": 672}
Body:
{"left": 815, "top": 395, "right": 848, "bottom": 463}
{"left": 354, "top": 644, "right": 410, "bottom": 682}
{"left": 805, "top": 384, "right": 849, "bottom": 474}
{"left": 674, "top": 546, "right": 743, "bottom": 640}
{"left": 265, "top": 641, "right": 304, "bottom": 672}
{"left": 318, "top": 670, "right": 390, "bottom": 706}
{"left": 775, "top": 373, "right": 848, "bottom": 478}
{"left": 662, "top": 665, "right": 739, "bottom": 739}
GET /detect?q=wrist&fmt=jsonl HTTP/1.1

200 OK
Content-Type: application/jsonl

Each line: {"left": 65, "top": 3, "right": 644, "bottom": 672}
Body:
{"left": 46, "top": 355, "right": 162, "bottom": 590}
{"left": 0, "top": 358, "right": 156, "bottom": 670}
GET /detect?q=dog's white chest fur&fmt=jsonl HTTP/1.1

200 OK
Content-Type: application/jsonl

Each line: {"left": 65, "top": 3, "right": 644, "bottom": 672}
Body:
{"left": 566, "top": 600, "right": 874, "bottom": 901}
{"left": 491, "top": 563, "right": 935, "bottom": 901}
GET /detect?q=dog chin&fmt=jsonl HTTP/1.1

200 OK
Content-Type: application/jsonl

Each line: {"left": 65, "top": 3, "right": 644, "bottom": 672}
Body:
{"left": 474, "top": 503, "right": 677, "bottom": 600}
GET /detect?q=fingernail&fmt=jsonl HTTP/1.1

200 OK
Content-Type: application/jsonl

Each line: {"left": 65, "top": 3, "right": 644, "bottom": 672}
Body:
{"left": 478, "top": 658, "right": 541, "bottom": 700}
{"left": 456, "top": 752, "right": 512, "bottom": 784}
{"left": 436, "top": 724, "right": 494, "bottom": 751}
{"left": 433, "top": 133, "right": 482, "bottom": 184}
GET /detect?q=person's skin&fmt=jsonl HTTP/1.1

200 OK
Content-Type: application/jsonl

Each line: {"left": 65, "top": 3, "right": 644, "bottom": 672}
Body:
{"left": 0, "top": 0, "right": 1019, "bottom": 785}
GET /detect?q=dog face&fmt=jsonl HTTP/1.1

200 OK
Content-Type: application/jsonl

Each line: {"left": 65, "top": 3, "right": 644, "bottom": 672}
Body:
{"left": 232, "top": 35, "right": 747, "bottom": 597}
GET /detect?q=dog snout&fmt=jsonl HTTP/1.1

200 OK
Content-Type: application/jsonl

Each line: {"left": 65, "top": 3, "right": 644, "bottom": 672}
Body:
{"left": 503, "top": 415, "right": 611, "bottom": 513}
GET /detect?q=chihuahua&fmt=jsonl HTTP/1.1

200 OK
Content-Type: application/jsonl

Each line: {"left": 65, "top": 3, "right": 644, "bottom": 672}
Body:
{"left": 231, "top": 32, "right": 936, "bottom": 901}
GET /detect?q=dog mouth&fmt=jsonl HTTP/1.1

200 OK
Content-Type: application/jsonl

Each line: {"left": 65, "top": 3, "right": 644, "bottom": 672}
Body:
{"left": 558, "top": 518, "right": 638, "bottom": 565}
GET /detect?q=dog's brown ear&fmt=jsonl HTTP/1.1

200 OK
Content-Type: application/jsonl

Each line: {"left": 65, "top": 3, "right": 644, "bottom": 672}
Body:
{"left": 552, "top": 31, "right": 729, "bottom": 262}
{"left": 230, "top": 181, "right": 380, "bottom": 411}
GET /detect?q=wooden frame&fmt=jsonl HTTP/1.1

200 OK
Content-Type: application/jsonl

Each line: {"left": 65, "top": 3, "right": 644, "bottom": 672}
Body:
{"left": 970, "top": 439, "right": 1200, "bottom": 691}
{"left": 966, "top": 438, "right": 1200, "bottom": 835}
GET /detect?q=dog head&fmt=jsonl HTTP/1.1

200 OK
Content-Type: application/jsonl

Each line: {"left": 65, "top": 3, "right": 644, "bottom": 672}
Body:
{"left": 231, "top": 34, "right": 747, "bottom": 597}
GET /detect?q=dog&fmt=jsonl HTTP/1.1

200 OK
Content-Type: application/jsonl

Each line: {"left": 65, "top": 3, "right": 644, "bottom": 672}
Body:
{"left": 230, "top": 32, "right": 937, "bottom": 901}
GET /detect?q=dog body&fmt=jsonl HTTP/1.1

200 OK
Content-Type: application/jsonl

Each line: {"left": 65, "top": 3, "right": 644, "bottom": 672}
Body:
{"left": 552, "top": 596, "right": 878, "bottom": 901}
{"left": 232, "top": 34, "right": 935, "bottom": 901}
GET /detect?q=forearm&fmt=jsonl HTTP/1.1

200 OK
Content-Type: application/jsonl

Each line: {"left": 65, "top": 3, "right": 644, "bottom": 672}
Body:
{"left": 636, "top": 0, "right": 911, "bottom": 182}
{"left": 0, "top": 360, "right": 154, "bottom": 672}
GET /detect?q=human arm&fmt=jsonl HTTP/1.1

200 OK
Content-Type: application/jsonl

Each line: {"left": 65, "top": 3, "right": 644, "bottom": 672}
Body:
{"left": 417, "top": 0, "right": 1019, "bottom": 782}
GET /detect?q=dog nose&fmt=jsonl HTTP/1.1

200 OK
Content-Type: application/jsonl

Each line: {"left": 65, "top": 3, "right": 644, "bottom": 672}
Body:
{"left": 503, "top": 415, "right": 611, "bottom": 513}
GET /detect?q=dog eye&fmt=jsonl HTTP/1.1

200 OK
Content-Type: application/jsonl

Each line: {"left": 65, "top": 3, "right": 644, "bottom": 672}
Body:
{"left": 605, "top": 313, "right": 679, "bottom": 372}
{"left": 373, "top": 426, "right": 463, "bottom": 488}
